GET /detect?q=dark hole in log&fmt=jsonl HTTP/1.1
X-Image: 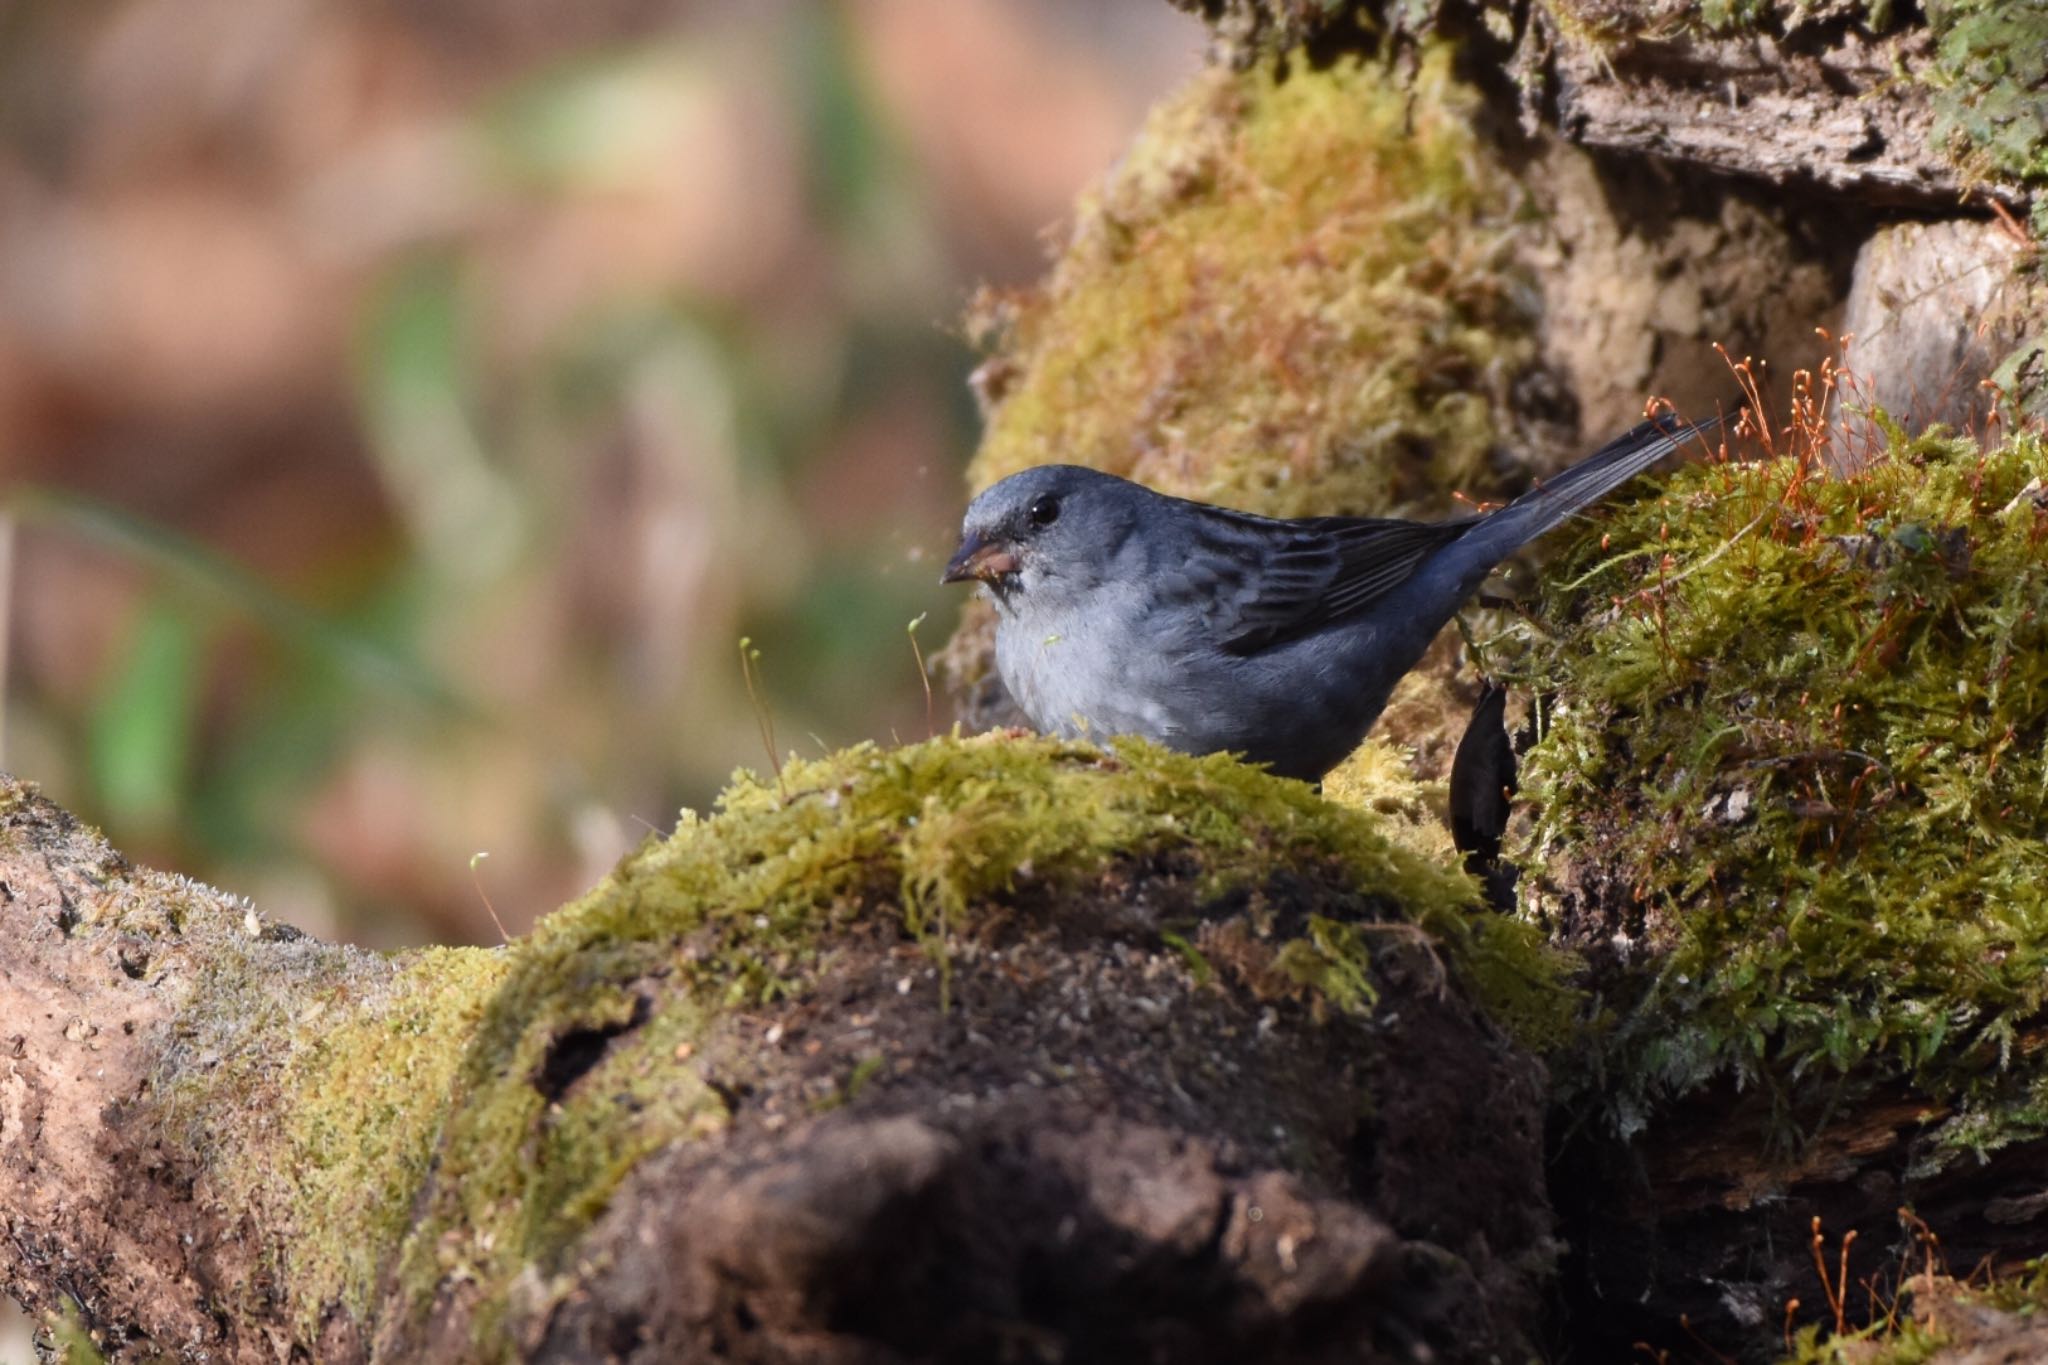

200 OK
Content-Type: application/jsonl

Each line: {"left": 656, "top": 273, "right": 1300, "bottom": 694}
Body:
{"left": 535, "top": 994, "right": 650, "bottom": 1102}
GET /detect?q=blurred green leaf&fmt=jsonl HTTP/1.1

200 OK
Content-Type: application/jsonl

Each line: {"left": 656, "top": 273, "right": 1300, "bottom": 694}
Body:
{"left": 485, "top": 49, "right": 703, "bottom": 189}
{"left": 190, "top": 575, "right": 438, "bottom": 860}
{"left": 10, "top": 487, "right": 470, "bottom": 716}
{"left": 359, "top": 257, "right": 522, "bottom": 580}
{"left": 89, "top": 597, "right": 201, "bottom": 834}
{"left": 790, "top": 4, "right": 888, "bottom": 225}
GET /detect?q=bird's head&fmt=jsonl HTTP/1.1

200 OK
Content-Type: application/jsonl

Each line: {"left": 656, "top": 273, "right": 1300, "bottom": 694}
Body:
{"left": 943, "top": 464, "right": 1138, "bottom": 610}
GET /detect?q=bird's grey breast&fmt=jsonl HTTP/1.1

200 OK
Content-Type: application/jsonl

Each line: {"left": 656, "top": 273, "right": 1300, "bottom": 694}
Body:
{"left": 993, "top": 573, "right": 1194, "bottom": 745}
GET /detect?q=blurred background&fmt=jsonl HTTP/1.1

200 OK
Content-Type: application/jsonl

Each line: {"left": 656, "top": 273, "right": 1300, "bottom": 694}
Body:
{"left": 0, "top": 0, "right": 1204, "bottom": 977}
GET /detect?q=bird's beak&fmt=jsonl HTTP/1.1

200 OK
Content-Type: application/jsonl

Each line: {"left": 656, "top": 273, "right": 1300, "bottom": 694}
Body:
{"left": 942, "top": 532, "right": 1020, "bottom": 585}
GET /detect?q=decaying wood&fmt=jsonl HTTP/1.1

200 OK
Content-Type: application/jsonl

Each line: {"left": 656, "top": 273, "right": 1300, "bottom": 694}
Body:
{"left": 1557, "top": 1079, "right": 2048, "bottom": 1358}
{"left": 1540, "top": 23, "right": 1991, "bottom": 209}
{"left": 0, "top": 785, "right": 308, "bottom": 1358}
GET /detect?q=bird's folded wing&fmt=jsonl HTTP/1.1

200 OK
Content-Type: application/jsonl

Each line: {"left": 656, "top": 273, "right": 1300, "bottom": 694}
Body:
{"left": 1175, "top": 507, "right": 1474, "bottom": 654}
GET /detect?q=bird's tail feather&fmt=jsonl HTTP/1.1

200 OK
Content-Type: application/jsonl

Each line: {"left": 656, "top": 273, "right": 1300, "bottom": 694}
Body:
{"left": 1457, "top": 412, "right": 1720, "bottom": 569}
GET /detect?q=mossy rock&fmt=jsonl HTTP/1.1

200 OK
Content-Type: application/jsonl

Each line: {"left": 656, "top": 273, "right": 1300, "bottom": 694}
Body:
{"left": 967, "top": 46, "right": 1544, "bottom": 519}
{"left": 1490, "top": 429, "right": 2048, "bottom": 1145}
{"left": 1928, "top": 0, "right": 2048, "bottom": 220}
{"left": 141, "top": 734, "right": 1571, "bottom": 1358}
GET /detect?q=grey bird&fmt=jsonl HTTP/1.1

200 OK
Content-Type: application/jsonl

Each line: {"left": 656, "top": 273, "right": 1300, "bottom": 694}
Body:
{"left": 943, "top": 413, "right": 1718, "bottom": 782}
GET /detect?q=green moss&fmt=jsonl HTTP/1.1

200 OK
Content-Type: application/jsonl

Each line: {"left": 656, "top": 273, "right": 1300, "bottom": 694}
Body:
{"left": 382, "top": 731, "right": 1567, "bottom": 1345}
{"left": 41, "top": 1301, "right": 110, "bottom": 1365}
{"left": 1927, "top": 0, "right": 2048, "bottom": 228}
{"left": 1322, "top": 734, "right": 1454, "bottom": 856}
{"left": 967, "top": 46, "right": 1537, "bottom": 519}
{"left": 1782, "top": 1317, "right": 1949, "bottom": 1365}
{"left": 142, "top": 917, "right": 509, "bottom": 1337}
{"left": 277, "top": 946, "right": 512, "bottom": 1326}
{"left": 1492, "top": 431, "right": 2048, "bottom": 1149}
{"left": 1972, "top": 1256, "right": 2048, "bottom": 1315}
{"left": 1925, "top": 0, "right": 2048, "bottom": 418}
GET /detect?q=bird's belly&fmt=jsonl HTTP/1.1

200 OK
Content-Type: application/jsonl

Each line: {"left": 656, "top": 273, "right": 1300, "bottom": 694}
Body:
{"left": 996, "top": 619, "right": 1193, "bottom": 748}
{"left": 996, "top": 615, "right": 1395, "bottom": 781}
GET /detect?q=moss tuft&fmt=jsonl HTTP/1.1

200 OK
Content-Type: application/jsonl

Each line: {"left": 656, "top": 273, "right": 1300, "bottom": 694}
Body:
{"left": 1492, "top": 430, "right": 2048, "bottom": 1150}
{"left": 967, "top": 46, "right": 1539, "bottom": 519}
{"left": 1322, "top": 734, "right": 1457, "bottom": 861}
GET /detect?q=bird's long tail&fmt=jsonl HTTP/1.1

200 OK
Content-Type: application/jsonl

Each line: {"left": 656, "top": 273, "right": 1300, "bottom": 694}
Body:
{"left": 1451, "top": 411, "right": 1721, "bottom": 574}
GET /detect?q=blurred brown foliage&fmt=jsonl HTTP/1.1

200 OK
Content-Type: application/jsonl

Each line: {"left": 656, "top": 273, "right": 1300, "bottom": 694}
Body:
{"left": 0, "top": 0, "right": 1201, "bottom": 951}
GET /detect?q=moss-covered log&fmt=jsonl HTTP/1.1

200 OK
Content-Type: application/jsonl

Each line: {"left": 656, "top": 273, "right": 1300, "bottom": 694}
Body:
{"left": 1490, "top": 429, "right": 2048, "bottom": 1360}
{"left": 0, "top": 740, "right": 1570, "bottom": 1363}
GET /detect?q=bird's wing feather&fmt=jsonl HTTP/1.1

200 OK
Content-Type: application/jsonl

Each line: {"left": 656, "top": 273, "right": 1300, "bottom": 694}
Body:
{"left": 1174, "top": 506, "right": 1475, "bottom": 654}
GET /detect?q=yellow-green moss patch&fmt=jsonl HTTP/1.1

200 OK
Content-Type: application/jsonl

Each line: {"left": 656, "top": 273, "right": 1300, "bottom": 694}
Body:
{"left": 280, "top": 946, "right": 511, "bottom": 1325}
{"left": 148, "top": 929, "right": 509, "bottom": 1336}
{"left": 1492, "top": 431, "right": 2048, "bottom": 1149}
{"left": 384, "top": 731, "right": 1569, "bottom": 1343}
{"left": 968, "top": 46, "right": 1537, "bottom": 519}
{"left": 140, "top": 732, "right": 1567, "bottom": 1351}
{"left": 1321, "top": 734, "right": 1457, "bottom": 861}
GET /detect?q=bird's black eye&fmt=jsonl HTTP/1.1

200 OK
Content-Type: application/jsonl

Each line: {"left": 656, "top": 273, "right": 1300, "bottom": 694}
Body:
{"left": 1028, "top": 494, "right": 1061, "bottom": 528}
